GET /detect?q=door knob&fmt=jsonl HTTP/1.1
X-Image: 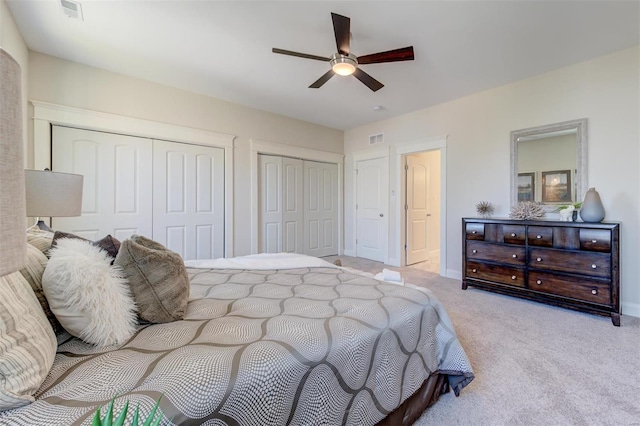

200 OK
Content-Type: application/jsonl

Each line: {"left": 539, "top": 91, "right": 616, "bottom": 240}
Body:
{"left": 379, "top": 213, "right": 384, "bottom": 217}
{"left": 426, "top": 213, "right": 432, "bottom": 217}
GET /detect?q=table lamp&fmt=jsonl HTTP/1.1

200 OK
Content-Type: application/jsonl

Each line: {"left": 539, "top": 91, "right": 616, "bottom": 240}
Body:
{"left": 25, "top": 169, "right": 83, "bottom": 231}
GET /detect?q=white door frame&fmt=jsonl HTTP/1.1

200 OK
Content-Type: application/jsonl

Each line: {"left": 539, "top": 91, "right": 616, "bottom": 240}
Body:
{"left": 350, "top": 147, "right": 390, "bottom": 263}
{"left": 32, "top": 101, "right": 236, "bottom": 257}
{"left": 394, "top": 136, "right": 447, "bottom": 276}
{"left": 250, "top": 139, "right": 344, "bottom": 255}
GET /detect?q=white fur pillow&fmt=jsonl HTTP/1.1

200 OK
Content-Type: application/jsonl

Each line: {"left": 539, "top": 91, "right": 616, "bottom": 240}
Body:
{"left": 42, "top": 238, "right": 137, "bottom": 347}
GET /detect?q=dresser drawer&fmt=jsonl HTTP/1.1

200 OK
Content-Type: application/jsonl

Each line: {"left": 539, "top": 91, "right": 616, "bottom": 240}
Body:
{"left": 528, "top": 226, "right": 553, "bottom": 247}
{"left": 466, "top": 223, "right": 485, "bottom": 240}
{"left": 467, "top": 241, "right": 526, "bottom": 266}
{"left": 529, "top": 248, "right": 611, "bottom": 278}
{"left": 579, "top": 229, "right": 611, "bottom": 252}
{"left": 503, "top": 225, "right": 525, "bottom": 245}
{"left": 528, "top": 271, "right": 610, "bottom": 305}
{"left": 467, "top": 261, "right": 525, "bottom": 287}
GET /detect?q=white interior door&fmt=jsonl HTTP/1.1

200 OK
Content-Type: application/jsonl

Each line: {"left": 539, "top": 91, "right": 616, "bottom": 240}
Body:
{"left": 304, "top": 160, "right": 338, "bottom": 257}
{"left": 356, "top": 157, "right": 388, "bottom": 262}
{"left": 259, "top": 155, "right": 283, "bottom": 253}
{"left": 153, "top": 140, "right": 224, "bottom": 260}
{"left": 282, "top": 157, "right": 304, "bottom": 253}
{"left": 406, "top": 154, "right": 429, "bottom": 265}
{"left": 52, "top": 126, "right": 153, "bottom": 241}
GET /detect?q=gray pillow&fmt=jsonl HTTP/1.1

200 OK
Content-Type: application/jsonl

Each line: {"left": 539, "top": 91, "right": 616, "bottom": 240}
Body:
{"left": 115, "top": 235, "right": 189, "bottom": 323}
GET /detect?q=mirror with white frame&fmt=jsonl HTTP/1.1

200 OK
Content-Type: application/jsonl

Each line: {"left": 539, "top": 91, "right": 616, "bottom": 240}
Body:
{"left": 510, "top": 118, "right": 588, "bottom": 211}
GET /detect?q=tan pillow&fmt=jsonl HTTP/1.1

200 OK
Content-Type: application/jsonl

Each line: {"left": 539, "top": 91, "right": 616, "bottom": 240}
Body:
{"left": 25, "top": 228, "right": 54, "bottom": 255}
{"left": 0, "top": 272, "right": 56, "bottom": 411}
{"left": 115, "top": 235, "right": 189, "bottom": 323}
{"left": 19, "top": 243, "right": 62, "bottom": 333}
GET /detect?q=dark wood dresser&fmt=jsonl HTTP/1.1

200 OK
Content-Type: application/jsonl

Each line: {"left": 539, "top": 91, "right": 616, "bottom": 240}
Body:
{"left": 462, "top": 218, "right": 620, "bottom": 326}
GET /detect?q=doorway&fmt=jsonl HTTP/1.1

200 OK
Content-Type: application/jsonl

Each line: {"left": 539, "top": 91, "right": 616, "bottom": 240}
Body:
{"left": 404, "top": 151, "right": 441, "bottom": 273}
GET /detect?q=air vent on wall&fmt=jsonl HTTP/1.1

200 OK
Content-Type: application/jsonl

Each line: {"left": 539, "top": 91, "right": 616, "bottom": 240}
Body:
{"left": 61, "top": 0, "right": 83, "bottom": 20}
{"left": 369, "top": 133, "right": 384, "bottom": 145}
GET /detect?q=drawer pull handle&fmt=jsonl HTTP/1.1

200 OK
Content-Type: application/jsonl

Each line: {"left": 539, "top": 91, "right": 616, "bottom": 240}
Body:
{"left": 536, "top": 257, "right": 542, "bottom": 262}
{"left": 536, "top": 280, "right": 542, "bottom": 285}
{"left": 471, "top": 231, "right": 477, "bottom": 234}
{"left": 510, "top": 233, "right": 516, "bottom": 237}
{"left": 592, "top": 239, "right": 597, "bottom": 243}
{"left": 592, "top": 264, "right": 597, "bottom": 269}
{"left": 511, "top": 275, "right": 517, "bottom": 280}
{"left": 472, "top": 249, "right": 477, "bottom": 254}
{"left": 472, "top": 269, "right": 477, "bottom": 273}
{"left": 512, "top": 254, "right": 517, "bottom": 258}
{"left": 536, "top": 235, "right": 542, "bottom": 239}
{"left": 591, "top": 289, "right": 598, "bottom": 295}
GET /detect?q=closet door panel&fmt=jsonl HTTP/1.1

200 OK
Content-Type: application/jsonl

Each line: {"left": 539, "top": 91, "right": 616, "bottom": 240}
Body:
{"left": 153, "top": 140, "right": 224, "bottom": 261}
{"left": 304, "top": 161, "right": 338, "bottom": 257}
{"left": 282, "top": 157, "right": 303, "bottom": 253}
{"left": 259, "top": 155, "right": 283, "bottom": 253}
{"left": 52, "top": 126, "right": 153, "bottom": 239}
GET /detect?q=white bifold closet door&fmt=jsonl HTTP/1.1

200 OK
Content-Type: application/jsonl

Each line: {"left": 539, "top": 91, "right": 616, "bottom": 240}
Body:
{"left": 52, "top": 126, "right": 153, "bottom": 241}
{"left": 258, "top": 154, "right": 338, "bottom": 257}
{"left": 52, "top": 126, "right": 224, "bottom": 260}
{"left": 259, "top": 155, "right": 304, "bottom": 253}
{"left": 153, "top": 140, "right": 225, "bottom": 260}
{"left": 304, "top": 160, "right": 339, "bottom": 257}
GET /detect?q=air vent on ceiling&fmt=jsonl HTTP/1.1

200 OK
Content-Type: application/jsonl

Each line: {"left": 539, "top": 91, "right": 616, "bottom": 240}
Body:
{"left": 61, "top": 0, "right": 83, "bottom": 20}
{"left": 369, "top": 133, "right": 384, "bottom": 145}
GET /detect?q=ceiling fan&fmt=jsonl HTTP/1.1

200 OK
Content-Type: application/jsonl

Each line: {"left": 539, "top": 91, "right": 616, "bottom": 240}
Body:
{"left": 272, "top": 12, "right": 414, "bottom": 92}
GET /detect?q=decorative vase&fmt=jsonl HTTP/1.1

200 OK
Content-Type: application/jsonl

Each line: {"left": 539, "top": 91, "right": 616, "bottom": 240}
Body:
{"left": 580, "top": 187, "right": 605, "bottom": 223}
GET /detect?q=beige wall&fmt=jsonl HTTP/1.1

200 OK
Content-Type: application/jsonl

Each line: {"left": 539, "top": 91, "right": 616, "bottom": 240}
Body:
{"left": 0, "top": 0, "right": 28, "bottom": 164}
{"left": 344, "top": 46, "right": 640, "bottom": 317}
{"left": 27, "top": 52, "right": 344, "bottom": 257}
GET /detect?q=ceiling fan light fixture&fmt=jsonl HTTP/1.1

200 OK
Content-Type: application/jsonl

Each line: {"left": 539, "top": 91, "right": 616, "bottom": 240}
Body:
{"left": 331, "top": 53, "right": 357, "bottom": 76}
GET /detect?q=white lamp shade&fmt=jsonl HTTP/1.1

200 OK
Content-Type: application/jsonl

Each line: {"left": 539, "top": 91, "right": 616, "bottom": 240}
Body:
{"left": 25, "top": 170, "right": 83, "bottom": 217}
{"left": 0, "top": 48, "right": 26, "bottom": 276}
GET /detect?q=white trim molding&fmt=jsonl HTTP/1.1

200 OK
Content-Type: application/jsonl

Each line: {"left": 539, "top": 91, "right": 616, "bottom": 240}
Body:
{"left": 31, "top": 100, "right": 236, "bottom": 257}
{"left": 249, "top": 139, "right": 344, "bottom": 255}
{"left": 393, "top": 135, "right": 448, "bottom": 275}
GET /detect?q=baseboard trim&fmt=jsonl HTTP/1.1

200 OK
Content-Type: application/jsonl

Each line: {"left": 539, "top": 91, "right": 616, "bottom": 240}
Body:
{"left": 343, "top": 249, "right": 356, "bottom": 257}
{"left": 446, "top": 270, "right": 462, "bottom": 280}
{"left": 622, "top": 301, "right": 640, "bottom": 318}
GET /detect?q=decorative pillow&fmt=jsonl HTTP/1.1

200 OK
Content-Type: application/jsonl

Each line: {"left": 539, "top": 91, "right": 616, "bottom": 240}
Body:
{"left": 51, "top": 231, "right": 121, "bottom": 259}
{"left": 42, "top": 238, "right": 137, "bottom": 347}
{"left": 0, "top": 272, "right": 56, "bottom": 411}
{"left": 25, "top": 227, "right": 54, "bottom": 255}
{"left": 18, "top": 242, "right": 62, "bottom": 333}
{"left": 115, "top": 235, "right": 189, "bottom": 323}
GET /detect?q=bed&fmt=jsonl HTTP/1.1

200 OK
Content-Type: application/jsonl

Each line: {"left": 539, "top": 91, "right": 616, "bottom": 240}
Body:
{"left": 0, "top": 253, "right": 473, "bottom": 425}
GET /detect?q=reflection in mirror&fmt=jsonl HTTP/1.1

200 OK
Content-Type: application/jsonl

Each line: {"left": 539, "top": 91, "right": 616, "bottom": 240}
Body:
{"left": 510, "top": 119, "right": 588, "bottom": 211}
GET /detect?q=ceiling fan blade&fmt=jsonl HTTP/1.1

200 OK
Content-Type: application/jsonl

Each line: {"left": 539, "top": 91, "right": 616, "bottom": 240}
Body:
{"left": 357, "top": 46, "right": 415, "bottom": 65}
{"left": 353, "top": 68, "right": 384, "bottom": 92}
{"left": 309, "top": 70, "right": 335, "bottom": 89}
{"left": 272, "top": 48, "right": 330, "bottom": 62}
{"left": 331, "top": 12, "right": 350, "bottom": 55}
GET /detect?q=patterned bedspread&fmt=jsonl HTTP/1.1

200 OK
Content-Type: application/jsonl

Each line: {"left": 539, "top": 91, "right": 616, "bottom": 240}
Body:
{"left": 0, "top": 262, "right": 474, "bottom": 425}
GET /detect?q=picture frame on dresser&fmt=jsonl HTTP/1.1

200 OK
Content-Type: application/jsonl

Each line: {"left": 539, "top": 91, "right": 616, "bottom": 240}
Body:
{"left": 462, "top": 218, "right": 620, "bottom": 326}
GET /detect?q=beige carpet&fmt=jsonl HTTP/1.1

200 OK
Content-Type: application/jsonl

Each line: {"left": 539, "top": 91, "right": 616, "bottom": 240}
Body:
{"left": 323, "top": 255, "right": 640, "bottom": 425}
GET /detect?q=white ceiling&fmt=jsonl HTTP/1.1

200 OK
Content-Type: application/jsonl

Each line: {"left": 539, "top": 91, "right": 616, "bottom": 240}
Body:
{"left": 7, "top": 1, "right": 640, "bottom": 130}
